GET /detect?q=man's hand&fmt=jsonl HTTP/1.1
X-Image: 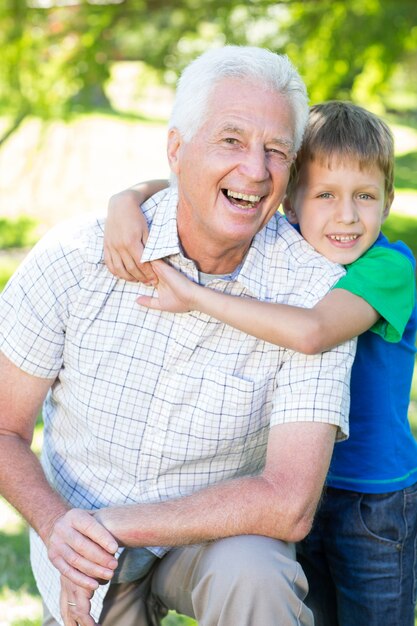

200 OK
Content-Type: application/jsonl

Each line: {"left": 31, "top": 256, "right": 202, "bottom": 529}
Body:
{"left": 104, "top": 189, "right": 156, "bottom": 284}
{"left": 137, "top": 260, "right": 200, "bottom": 313}
{"left": 60, "top": 575, "right": 97, "bottom": 626}
{"left": 47, "top": 509, "right": 119, "bottom": 591}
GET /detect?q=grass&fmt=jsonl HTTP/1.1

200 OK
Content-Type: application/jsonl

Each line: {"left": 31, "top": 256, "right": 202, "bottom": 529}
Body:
{"left": 0, "top": 108, "right": 417, "bottom": 625}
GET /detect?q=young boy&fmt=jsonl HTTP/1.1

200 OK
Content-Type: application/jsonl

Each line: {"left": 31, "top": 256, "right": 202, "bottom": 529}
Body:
{"left": 104, "top": 101, "right": 417, "bottom": 626}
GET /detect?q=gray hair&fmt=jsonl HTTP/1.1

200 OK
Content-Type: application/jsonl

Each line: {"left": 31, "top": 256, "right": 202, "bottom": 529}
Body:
{"left": 169, "top": 45, "right": 309, "bottom": 152}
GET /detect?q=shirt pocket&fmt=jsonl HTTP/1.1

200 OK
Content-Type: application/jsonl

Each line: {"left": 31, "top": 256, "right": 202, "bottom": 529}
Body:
{"left": 165, "top": 365, "right": 274, "bottom": 467}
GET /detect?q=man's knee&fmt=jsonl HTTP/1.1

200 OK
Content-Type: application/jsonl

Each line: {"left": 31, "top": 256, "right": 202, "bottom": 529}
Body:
{"left": 198, "top": 535, "right": 304, "bottom": 593}
{"left": 190, "top": 536, "right": 312, "bottom": 625}
{"left": 153, "top": 536, "right": 313, "bottom": 625}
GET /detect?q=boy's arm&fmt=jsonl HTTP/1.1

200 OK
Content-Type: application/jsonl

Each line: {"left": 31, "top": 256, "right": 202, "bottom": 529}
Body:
{"left": 138, "top": 261, "right": 379, "bottom": 354}
{"left": 104, "top": 179, "right": 169, "bottom": 283}
{"left": 194, "top": 287, "right": 378, "bottom": 353}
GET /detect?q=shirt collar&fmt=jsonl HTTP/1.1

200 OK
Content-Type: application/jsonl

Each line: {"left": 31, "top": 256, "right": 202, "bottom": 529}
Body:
{"left": 140, "top": 187, "right": 182, "bottom": 262}
{"left": 236, "top": 212, "right": 289, "bottom": 300}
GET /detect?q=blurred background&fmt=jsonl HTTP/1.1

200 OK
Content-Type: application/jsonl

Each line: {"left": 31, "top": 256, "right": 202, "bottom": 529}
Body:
{"left": 0, "top": 1, "right": 416, "bottom": 624}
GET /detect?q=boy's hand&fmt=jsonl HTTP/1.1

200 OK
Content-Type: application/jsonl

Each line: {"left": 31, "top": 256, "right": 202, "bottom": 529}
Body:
{"left": 137, "top": 260, "right": 200, "bottom": 313}
{"left": 104, "top": 189, "right": 156, "bottom": 285}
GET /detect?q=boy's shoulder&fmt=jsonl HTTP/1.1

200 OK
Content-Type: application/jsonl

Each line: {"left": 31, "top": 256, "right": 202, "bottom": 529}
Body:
{"left": 345, "top": 232, "right": 415, "bottom": 287}
{"left": 371, "top": 232, "right": 416, "bottom": 268}
{"left": 339, "top": 232, "right": 416, "bottom": 343}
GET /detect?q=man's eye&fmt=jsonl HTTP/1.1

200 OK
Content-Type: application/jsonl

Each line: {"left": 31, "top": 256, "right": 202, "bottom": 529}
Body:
{"left": 224, "top": 137, "right": 239, "bottom": 145}
{"left": 267, "top": 148, "right": 286, "bottom": 157}
{"left": 266, "top": 148, "right": 293, "bottom": 165}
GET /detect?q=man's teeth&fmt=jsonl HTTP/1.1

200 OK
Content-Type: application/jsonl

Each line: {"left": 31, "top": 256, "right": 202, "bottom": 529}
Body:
{"left": 329, "top": 234, "right": 359, "bottom": 242}
{"left": 227, "top": 190, "right": 261, "bottom": 203}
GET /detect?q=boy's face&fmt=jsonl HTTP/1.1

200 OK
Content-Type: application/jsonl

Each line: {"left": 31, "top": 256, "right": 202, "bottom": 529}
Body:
{"left": 284, "top": 158, "right": 392, "bottom": 265}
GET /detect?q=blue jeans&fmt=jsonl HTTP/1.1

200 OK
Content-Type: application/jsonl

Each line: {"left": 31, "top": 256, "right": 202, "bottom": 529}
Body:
{"left": 297, "top": 483, "right": 417, "bottom": 626}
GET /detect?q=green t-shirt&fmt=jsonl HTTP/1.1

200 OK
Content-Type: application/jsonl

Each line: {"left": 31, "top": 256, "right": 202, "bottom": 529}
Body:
{"left": 334, "top": 245, "right": 416, "bottom": 343}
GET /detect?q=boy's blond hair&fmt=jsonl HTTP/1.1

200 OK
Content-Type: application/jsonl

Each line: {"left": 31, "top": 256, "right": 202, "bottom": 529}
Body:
{"left": 287, "top": 101, "right": 394, "bottom": 201}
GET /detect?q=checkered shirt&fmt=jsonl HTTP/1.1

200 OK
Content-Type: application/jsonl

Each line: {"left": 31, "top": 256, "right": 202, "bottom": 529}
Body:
{"left": 0, "top": 187, "right": 355, "bottom": 623}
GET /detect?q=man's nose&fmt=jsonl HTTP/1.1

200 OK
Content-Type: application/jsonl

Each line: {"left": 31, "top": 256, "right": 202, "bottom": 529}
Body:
{"left": 335, "top": 198, "right": 359, "bottom": 224}
{"left": 238, "top": 146, "right": 269, "bottom": 181}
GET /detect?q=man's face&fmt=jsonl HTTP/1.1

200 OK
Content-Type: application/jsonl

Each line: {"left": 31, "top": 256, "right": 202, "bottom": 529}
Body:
{"left": 284, "top": 158, "right": 390, "bottom": 265}
{"left": 169, "top": 78, "right": 296, "bottom": 267}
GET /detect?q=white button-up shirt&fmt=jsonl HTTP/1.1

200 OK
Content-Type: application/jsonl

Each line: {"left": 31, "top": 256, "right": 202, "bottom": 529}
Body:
{"left": 0, "top": 187, "right": 355, "bottom": 623}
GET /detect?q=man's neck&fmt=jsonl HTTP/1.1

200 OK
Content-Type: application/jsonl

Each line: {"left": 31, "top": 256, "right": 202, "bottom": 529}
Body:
{"left": 181, "top": 242, "right": 249, "bottom": 275}
{"left": 177, "top": 225, "right": 251, "bottom": 274}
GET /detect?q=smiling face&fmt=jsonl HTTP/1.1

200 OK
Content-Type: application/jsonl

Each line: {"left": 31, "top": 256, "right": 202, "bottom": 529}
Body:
{"left": 168, "top": 78, "right": 296, "bottom": 273}
{"left": 284, "top": 158, "right": 392, "bottom": 265}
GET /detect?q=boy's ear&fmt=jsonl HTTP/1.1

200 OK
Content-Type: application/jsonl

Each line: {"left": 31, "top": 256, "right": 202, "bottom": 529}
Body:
{"left": 382, "top": 189, "right": 394, "bottom": 222}
{"left": 167, "top": 128, "right": 181, "bottom": 175}
{"left": 282, "top": 195, "right": 299, "bottom": 224}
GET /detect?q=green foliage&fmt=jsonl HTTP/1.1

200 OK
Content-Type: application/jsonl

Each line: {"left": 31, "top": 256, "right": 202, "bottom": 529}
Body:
{"left": 382, "top": 213, "right": 417, "bottom": 261}
{"left": 395, "top": 151, "right": 417, "bottom": 192}
{"left": 0, "top": 529, "right": 37, "bottom": 594}
{"left": 0, "top": 216, "right": 39, "bottom": 249}
{"left": 1, "top": 0, "right": 417, "bottom": 143}
{"left": 0, "top": 257, "right": 21, "bottom": 291}
{"left": 284, "top": 0, "right": 417, "bottom": 106}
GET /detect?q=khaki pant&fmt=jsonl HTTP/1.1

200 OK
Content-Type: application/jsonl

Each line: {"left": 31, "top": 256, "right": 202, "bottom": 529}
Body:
{"left": 43, "top": 535, "right": 313, "bottom": 626}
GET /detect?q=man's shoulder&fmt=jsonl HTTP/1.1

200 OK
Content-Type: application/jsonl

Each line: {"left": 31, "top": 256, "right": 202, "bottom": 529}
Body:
{"left": 241, "top": 214, "right": 345, "bottom": 306}
{"left": 31, "top": 216, "right": 106, "bottom": 267}
{"left": 260, "top": 213, "right": 345, "bottom": 299}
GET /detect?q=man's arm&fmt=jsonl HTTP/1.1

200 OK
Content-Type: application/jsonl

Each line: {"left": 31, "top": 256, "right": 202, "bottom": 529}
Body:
{"left": 0, "top": 352, "right": 118, "bottom": 590}
{"left": 58, "top": 420, "right": 335, "bottom": 626}
{"left": 95, "top": 421, "right": 336, "bottom": 547}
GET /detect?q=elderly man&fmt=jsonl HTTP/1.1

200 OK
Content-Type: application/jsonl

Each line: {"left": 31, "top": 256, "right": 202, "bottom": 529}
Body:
{"left": 0, "top": 46, "right": 354, "bottom": 626}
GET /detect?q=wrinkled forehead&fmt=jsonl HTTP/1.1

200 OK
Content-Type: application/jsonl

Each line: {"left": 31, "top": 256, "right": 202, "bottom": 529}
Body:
{"left": 205, "top": 77, "right": 296, "bottom": 144}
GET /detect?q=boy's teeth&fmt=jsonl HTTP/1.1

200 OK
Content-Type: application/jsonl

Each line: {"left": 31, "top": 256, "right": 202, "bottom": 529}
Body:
{"left": 227, "top": 190, "right": 261, "bottom": 203}
{"left": 329, "top": 234, "right": 359, "bottom": 242}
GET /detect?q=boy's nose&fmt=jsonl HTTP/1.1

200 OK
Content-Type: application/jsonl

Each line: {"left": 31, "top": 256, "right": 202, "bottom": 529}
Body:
{"left": 335, "top": 198, "right": 359, "bottom": 224}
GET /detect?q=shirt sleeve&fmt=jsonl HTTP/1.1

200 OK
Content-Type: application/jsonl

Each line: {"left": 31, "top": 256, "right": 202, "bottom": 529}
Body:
{"left": 0, "top": 223, "right": 86, "bottom": 378}
{"left": 334, "top": 246, "right": 416, "bottom": 343}
{"left": 270, "top": 339, "right": 354, "bottom": 441}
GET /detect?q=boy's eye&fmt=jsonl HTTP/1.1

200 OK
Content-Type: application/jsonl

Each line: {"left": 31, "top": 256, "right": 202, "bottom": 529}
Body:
{"left": 318, "top": 192, "right": 333, "bottom": 199}
{"left": 358, "top": 193, "right": 373, "bottom": 200}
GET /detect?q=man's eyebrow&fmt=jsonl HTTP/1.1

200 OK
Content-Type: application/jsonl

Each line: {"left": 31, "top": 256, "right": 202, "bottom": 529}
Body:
{"left": 219, "top": 124, "right": 244, "bottom": 134}
{"left": 270, "top": 137, "right": 295, "bottom": 150}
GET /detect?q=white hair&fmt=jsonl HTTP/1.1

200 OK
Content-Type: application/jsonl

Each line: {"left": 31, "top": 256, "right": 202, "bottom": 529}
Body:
{"left": 169, "top": 45, "right": 309, "bottom": 152}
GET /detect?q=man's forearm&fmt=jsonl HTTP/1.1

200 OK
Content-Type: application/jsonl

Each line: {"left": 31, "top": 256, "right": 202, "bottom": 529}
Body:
{"left": 97, "top": 422, "right": 337, "bottom": 549}
{"left": 0, "top": 432, "right": 69, "bottom": 542}
{"left": 98, "top": 474, "right": 312, "bottom": 548}
{"left": 0, "top": 432, "right": 119, "bottom": 590}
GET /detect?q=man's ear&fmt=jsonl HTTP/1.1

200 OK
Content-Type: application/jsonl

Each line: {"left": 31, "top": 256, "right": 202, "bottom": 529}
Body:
{"left": 282, "top": 195, "right": 299, "bottom": 224}
{"left": 167, "top": 128, "right": 181, "bottom": 175}
{"left": 382, "top": 189, "right": 394, "bottom": 222}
